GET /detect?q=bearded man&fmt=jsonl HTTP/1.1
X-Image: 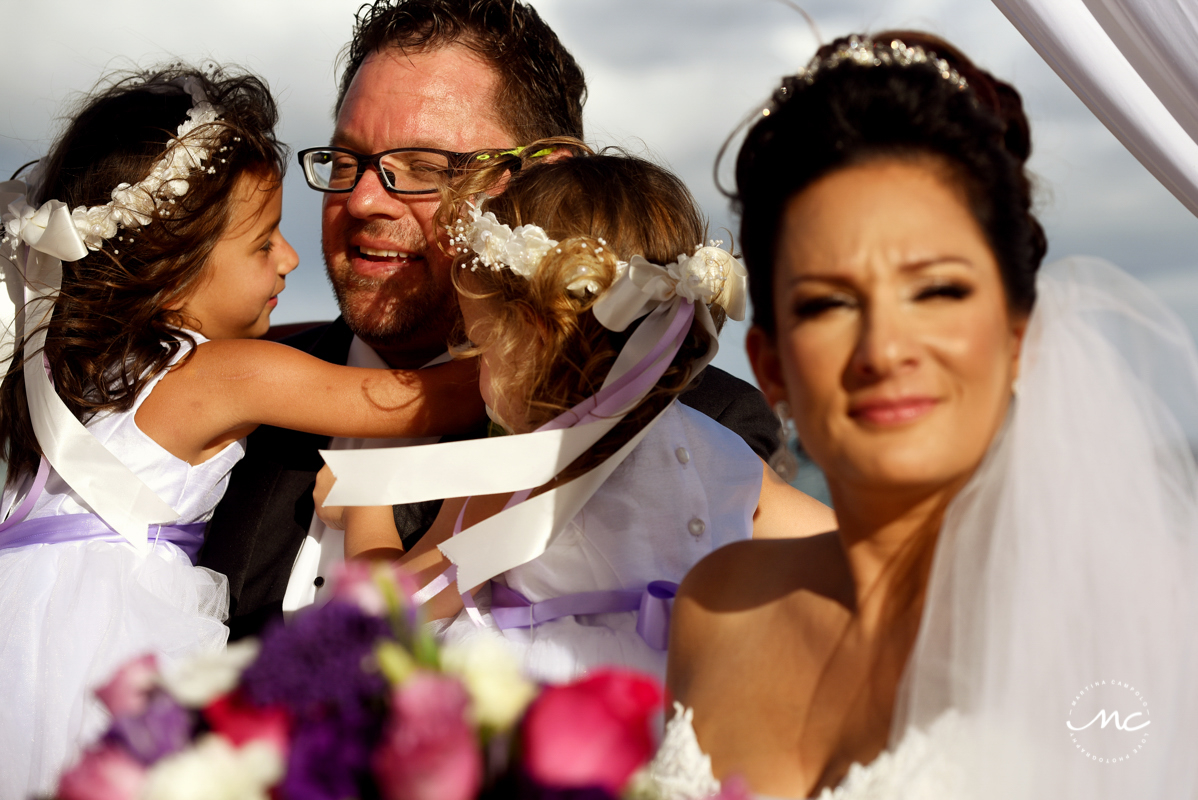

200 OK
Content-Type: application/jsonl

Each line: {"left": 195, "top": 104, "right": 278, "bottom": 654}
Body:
{"left": 199, "top": 0, "right": 779, "bottom": 639}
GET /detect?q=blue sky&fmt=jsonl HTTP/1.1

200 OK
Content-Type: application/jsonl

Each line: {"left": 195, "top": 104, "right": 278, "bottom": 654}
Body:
{"left": 5, "top": 0, "right": 1198, "bottom": 384}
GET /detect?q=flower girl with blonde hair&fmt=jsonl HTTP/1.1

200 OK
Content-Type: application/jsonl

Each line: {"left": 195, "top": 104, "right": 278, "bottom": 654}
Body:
{"left": 318, "top": 140, "right": 836, "bottom": 684}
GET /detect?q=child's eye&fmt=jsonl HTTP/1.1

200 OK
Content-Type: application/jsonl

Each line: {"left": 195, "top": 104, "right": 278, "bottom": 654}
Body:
{"left": 260, "top": 239, "right": 274, "bottom": 254}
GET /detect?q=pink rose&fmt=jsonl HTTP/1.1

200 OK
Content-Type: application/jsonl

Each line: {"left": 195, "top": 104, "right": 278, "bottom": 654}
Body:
{"left": 522, "top": 669, "right": 663, "bottom": 793}
{"left": 95, "top": 654, "right": 159, "bottom": 718}
{"left": 57, "top": 745, "right": 146, "bottom": 800}
{"left": 203, "top": 691, "right": 290, "bottom": 756}
{"left": 373, "top": 672, "right": 482, "bottom": 800}
{"left": 329, "top": 561, "right": 418, "bottom": 617}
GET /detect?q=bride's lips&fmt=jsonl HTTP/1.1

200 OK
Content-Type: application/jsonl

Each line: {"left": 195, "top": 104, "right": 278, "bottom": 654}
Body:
{"left": 849, "top": 396, "right": 938, "bottom": 426}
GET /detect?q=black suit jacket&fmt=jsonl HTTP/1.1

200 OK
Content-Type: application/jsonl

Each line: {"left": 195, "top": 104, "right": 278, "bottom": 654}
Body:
{"left": 198, "top": 317, "right": 779, "bottom": 639}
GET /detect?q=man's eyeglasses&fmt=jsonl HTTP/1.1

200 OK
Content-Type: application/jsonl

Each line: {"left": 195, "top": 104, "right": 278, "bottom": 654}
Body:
{"left": 297, "top": 147, "right": 474, "bottom": 195}
{"left": 297, "top": 145, "right": 555, "bottom": 195}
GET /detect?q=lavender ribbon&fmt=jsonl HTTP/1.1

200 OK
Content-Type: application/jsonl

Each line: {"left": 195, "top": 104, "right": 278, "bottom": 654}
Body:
{"left": 0, "top": 514, "right": 208, "bottom": 564}
{"left": 490, "top": 580, "right": 679, "bottom": 651}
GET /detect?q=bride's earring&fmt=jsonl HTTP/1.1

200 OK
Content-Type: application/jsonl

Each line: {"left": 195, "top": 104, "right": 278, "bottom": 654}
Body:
{"left": 768, "top": 400, "right": 801, "bottom": 481}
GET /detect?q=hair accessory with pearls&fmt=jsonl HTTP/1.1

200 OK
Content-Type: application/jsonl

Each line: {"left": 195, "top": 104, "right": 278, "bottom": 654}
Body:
{"left": 449, "top": 203, "right": 748, "bottom": 328}
{"left": 2, "top": 77, "right": 225, "bottom": 255}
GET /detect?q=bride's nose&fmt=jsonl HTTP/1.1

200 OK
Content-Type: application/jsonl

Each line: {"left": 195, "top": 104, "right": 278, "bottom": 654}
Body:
{"left": 848, "top": 295, "right": 919, "bottom": 381}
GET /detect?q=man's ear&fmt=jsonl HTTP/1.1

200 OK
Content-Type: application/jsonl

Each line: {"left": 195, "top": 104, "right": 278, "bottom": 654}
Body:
{"left": 746, "top": 325, "right": 787, "bottom": 408}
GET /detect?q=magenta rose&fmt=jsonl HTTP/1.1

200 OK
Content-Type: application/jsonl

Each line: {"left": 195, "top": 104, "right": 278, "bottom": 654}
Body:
{"left": 522, "top": 670, "right": 663, "bottom": 794}
{"left": 57, "top": 745, "right": 146, "bottom": 800}
{"left": 95, "top": 654, "right": 159, "bottom": 718}
{"left": 372, "top": 672, "right": 482, "bottom": 800}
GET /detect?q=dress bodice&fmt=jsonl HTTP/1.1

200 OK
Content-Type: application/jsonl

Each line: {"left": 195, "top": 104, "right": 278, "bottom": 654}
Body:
{"left": 441, "top": 401, "right": 763, "bottom": 684}
{"left": 642, "top": 704, "right": 964, "bottom": 800}
{"left": 501, "top": 401, "right": 760, "bottom": 601}
{"left": 1, "top": 333, "right": 244, "bottom": 526}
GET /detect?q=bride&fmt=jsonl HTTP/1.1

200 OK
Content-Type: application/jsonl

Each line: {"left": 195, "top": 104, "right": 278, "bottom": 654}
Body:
{"left": 652, "top": 31, "right": 1198, "bottom": 799}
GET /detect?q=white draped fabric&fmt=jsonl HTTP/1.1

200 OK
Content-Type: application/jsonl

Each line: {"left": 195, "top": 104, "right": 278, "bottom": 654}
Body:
{"left": 993, "top": 0, "right": 1198, "bottom": 217}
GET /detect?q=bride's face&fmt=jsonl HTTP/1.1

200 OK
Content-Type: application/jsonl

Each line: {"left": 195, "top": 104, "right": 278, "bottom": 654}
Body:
{"left": 749, "top": 158, "right": 1027, "bottom": 495}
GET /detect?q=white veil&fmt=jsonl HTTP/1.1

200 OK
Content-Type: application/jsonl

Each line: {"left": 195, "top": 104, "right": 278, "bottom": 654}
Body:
{"left": 893, "top": 257, "right": 1198, "bottom": 798}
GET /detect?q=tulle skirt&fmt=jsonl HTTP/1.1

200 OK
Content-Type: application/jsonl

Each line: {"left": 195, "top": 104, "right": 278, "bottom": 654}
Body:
{"left": 0, "top": 539, "right": 228, "bottom": 800}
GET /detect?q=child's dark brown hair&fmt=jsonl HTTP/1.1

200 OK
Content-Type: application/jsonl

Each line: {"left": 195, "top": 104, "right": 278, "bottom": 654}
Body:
{"left": 1, "top": 65, "right": 287, "bottom": 483}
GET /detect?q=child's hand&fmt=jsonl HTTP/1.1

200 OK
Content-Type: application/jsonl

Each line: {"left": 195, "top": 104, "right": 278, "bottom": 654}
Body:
{"left": 314, "top": 464, "right": 347, "bottom": 530}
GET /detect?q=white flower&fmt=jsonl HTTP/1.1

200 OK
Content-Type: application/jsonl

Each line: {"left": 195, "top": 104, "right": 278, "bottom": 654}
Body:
{"left": 160, "top": 640, "right": 261, "bottom": 707}
{"left": 142, "top": 735, "right": 283, "bottom": 800}
{"left": 468, "top": 210, "right": 514, "bottom": 269}
{"left": 667, "top": 247, "right": 727, "bottom": 305}
{"left": 3, "top": 200, "right": 37, "bottom": 244}
{"left": 506, "top": 224, "right": 557, "bottom": 278}
{"left": 441, "top": 637, "right": 536, "bottom": 731}
{"left": 465, "top": 206, "right": 558, "bottom": 278}
{"left": 565, "top": 263, "right": 603, "bottom": 297}
{"left": 71, "top": 205, "right": 119, "bottom": 250}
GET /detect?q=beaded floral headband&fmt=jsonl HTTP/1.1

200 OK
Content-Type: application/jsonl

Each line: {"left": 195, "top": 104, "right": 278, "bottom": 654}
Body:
{"left": 1, "top": 77, "right": 227, "bottom": 255}
{"left": 770, "top": 35, "right": 968, "bottom": 110}
{"left": 448, "top": 203, "right": 748, "bottom": 328}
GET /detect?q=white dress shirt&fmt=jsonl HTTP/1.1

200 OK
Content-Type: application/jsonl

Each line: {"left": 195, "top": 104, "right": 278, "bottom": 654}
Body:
{"left": 281, "top": 337, "right": 448, "bottom": 616}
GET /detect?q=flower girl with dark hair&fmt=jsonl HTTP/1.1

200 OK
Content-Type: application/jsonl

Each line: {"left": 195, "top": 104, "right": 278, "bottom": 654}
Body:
{"left": 0, "top": 66, "right": 480, "bottom": 797}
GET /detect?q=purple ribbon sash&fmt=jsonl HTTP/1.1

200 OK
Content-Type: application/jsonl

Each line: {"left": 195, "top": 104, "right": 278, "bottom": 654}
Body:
{"left": 0, "top": 514, "right": 208, "bottom": 564}
{"left": 490, "top": 580, "right": 679, "bottom": 651}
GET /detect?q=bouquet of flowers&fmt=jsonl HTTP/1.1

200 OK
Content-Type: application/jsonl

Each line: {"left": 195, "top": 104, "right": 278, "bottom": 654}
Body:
{"left": 52, "top": 562, "right": 732, "bottom": 800}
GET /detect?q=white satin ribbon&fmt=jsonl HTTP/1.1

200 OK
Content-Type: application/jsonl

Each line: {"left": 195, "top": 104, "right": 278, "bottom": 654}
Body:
{"left": 592, "top": 246, "right": 747, "bottom": 332}
{"left": 0, "top": 180, "right": 180, "bottom": 548}
{"left": 440, "top": 403, "right": 668, "bottom": 590}
{"left": 322, "top": 289, "right": 714, "bottom": 506}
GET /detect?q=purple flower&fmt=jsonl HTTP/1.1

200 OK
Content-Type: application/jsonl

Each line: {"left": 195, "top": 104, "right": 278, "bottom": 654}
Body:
{"left": 241, "top": 601, "right": 389, "bottom": 717}
{"left": 281, "top": 716, "right": 376, "bottom": 800}
{"left": 103, "top": 690, "right": 192, "bottom": 764}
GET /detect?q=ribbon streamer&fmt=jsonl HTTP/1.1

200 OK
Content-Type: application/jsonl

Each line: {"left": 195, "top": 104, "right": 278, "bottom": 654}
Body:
{"left": 0, "top": 180, "right": 181, "bottom": 547}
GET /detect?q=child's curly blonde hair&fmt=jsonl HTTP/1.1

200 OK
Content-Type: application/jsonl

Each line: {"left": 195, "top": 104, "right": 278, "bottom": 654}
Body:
{"left": 441, "top": 138, "right": 727, "bottom": 482}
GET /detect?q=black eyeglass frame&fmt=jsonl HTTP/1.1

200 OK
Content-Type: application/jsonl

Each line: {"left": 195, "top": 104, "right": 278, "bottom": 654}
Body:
{"left": 296, "top": 146, "right": 477, "bottom": 195}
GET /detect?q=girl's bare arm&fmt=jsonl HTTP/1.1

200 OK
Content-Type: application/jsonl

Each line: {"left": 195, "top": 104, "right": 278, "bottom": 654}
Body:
{"left": 137, "top": 339, "right": 483, "bottom": 463}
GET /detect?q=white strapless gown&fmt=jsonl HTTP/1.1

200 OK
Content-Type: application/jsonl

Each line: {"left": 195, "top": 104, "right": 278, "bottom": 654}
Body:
{"left": 642, "top": 705, "right": 966, "bottom": 800}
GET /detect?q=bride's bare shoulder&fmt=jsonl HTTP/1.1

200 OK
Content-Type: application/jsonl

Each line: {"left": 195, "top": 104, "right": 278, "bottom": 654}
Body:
{"left": 677, "top": 531, "right": 848, "bottom": 614}
{"left": 668, "top": 532, "right": 852, "bottom": 707}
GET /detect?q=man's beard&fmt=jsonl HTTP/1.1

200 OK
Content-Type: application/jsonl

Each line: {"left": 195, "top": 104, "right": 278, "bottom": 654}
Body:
{"left": 330, "top": 268, "right": 461, "bottom": 349}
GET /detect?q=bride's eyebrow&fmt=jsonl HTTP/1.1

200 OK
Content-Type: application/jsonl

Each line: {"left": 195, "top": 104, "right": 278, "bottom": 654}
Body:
{"left": 900, "top": 256, "right": 974, "bottom": 272}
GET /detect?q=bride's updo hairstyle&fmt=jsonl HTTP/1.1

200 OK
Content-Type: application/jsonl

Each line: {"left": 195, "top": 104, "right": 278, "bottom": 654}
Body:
{"left": 734, "top": 30, "right": 1046, "bottom": 334}
{"left": 0, "top": 65, "right": 285, "bottom": 482}
{"left": 442, "top": 139, "right": 722, "bottom": 476}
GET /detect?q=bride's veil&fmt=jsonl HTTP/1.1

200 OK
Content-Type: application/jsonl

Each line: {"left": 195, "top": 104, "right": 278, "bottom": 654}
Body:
{"left": 893, "top": 257, "right": 1198, "bottom": 798}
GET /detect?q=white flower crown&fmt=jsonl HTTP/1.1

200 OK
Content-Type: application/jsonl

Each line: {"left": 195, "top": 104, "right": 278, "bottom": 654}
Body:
{"left": 448, "top": 203, "right": 748, "bottom": 327}
{"left": 2, "top": 77, "right": 227, "bottom": 255}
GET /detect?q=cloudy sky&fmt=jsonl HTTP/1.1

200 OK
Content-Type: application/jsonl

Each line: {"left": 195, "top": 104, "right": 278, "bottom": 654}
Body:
{"left": 5, "top": 0, "right": 1198, "bottom": 384}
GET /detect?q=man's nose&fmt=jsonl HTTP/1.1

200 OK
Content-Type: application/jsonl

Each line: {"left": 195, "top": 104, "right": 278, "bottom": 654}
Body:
{"left": 345, "top": 163, "right": 410, "bottom": 220}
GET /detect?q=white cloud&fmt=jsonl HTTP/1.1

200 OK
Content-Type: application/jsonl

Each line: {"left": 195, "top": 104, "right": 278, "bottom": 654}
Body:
{"left": 5, "top": 0, "right": 1198, "bottom": 382}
